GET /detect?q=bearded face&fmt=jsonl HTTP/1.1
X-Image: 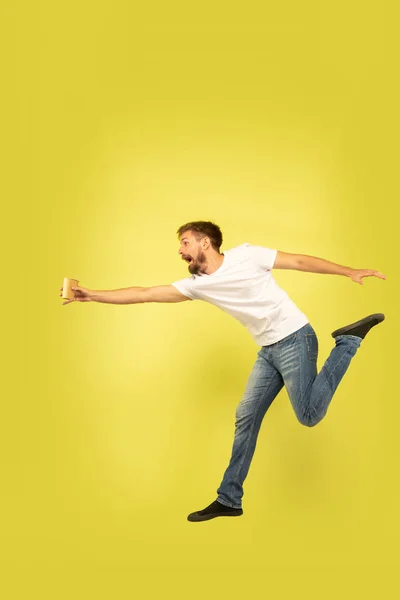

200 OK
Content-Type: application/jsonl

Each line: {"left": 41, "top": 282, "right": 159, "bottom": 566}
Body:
{"left": 179, "top": 231, "right": 212, "bottom": 275}
{"left": 182, "top": 248, "right": 207, "bottom": 275}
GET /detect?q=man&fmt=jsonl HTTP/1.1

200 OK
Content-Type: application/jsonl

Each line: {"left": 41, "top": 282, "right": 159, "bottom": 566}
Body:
{"left": 59, "top": 220, "right": 386, "bottom": 522}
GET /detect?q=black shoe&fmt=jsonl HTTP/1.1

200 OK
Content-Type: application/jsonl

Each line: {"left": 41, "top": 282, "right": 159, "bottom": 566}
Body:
{"left": 331, "top": 313, "right": 385, "bottom": 340}
{"left": 187, "top": 499, "right": 243, "bottom": 522}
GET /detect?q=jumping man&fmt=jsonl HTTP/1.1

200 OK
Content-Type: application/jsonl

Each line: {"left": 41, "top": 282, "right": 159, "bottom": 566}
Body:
{"left": 59, "top": 220, "right": 386, "bottom": 522}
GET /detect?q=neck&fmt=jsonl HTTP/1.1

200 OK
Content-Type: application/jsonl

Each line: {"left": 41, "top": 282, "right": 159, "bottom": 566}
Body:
{"left": 203, "top": 252, "right": 224, "bottom": 275}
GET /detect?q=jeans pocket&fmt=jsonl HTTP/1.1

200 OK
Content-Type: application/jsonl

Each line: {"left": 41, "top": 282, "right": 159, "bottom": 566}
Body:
{"left": 305, "top": 333, "right": 318, "bottom": 362}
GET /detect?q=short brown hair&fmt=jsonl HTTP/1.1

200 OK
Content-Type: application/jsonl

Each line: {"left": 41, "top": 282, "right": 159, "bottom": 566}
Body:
{"left": 176, "top": 221, "right": 223, "bottom": 252}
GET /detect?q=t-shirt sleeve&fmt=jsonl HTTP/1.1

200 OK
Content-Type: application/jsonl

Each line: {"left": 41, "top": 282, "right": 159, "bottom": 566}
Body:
{"left": 171, "top": 277, "right": 197, "bottom": 300}
{"left": 245, "top": 243, "right": 277, "bottom": 271}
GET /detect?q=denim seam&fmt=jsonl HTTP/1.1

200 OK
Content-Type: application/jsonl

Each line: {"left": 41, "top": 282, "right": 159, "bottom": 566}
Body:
{"left": 305, "top": 333, "right": 318, "bottom": 362}
{"left": 299, "top": 335, "right": 317, "bottom": 421}
{"left": 306, "top": 343, "right": 359, "bottom": 423}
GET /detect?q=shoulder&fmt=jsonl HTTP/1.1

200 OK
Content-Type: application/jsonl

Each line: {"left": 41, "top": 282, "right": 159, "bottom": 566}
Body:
{"left": 240, "top": 243, "right": 277, "bottom": 270}
{"left": 225, "top": 243, "right": 250, "bottom": 256}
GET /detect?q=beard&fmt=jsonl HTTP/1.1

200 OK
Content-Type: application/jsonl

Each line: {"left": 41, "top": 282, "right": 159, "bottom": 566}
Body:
{"left": 188, "top": 249, "right": 207, "bottom": 275}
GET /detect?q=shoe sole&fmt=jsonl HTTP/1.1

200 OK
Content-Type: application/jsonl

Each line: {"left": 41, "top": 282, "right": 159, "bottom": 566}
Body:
{"left": 187, "top": 510, "right": 243, "bottom": 522}
{"left": 331, "top": 313, "right": 385, "bottom": 338}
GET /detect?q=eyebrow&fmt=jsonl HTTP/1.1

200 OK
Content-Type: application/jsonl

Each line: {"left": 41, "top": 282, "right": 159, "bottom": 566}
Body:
{"left": 181, "top": 238, "right": 189, "bottom": 242}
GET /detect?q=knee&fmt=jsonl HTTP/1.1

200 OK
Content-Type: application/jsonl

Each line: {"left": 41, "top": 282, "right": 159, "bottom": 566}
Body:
{"left": 297, "top": 413, "right": 320, "bottom": 428}
{"left": 235, "top": 409, "right": 249, "bottom": 428}
{"left": 235, "top": 403, "right": 258, "bottom": 431}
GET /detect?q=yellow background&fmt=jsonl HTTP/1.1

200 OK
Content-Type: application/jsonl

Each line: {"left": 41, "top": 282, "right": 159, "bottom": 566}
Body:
{"left": 3, "top": 1, "right": 398, "bottom": 598}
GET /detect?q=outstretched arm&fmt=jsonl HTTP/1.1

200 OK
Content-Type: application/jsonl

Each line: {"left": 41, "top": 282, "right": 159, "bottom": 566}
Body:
{"left": 90, "top": 285, "right": 190, "bottom": 304}
{"left": 273, "top": 251, "right": 386, "bottom": 285}
{"left": 60, "top": 285, "right": 190, "bottom": 305}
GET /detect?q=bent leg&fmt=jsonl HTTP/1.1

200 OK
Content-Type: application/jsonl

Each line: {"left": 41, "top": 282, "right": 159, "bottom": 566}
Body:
{"left": 271, "top": 323, "right": 361, "bottom": 427}
{"left": 216, "top": 351, "right": 284, "bottom": 508}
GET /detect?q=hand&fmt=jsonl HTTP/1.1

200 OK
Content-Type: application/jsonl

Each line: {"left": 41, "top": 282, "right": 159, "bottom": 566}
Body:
{"left": 349, "top": 269, "right": 387, "bottom": 285}
{"left": 59, "top": 285, "right": 93, "bottom": 305}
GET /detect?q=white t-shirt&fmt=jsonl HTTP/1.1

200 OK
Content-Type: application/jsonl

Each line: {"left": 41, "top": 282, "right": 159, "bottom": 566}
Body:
{"left": 171, "top": 243, "right": 309, "bottom": 346}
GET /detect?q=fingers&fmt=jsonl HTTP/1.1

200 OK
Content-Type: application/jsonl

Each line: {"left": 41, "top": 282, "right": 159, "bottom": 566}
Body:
{"left": 361, "top": 271, "right": 386, "bottom": 280}
{"left": 59, "top": 286, "right": 75, "bottom": 304}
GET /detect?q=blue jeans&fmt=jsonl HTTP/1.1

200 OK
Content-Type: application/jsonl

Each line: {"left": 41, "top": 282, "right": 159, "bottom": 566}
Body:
{"left": 216, "top": 322, "right": 362, "bottom": 509}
